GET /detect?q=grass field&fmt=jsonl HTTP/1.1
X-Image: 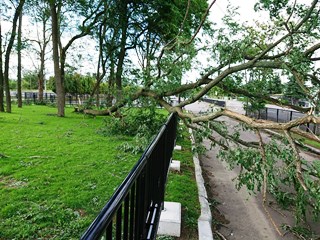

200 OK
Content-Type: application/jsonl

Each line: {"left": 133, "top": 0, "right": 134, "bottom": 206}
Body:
{"left": 0, "top": 106, "right": 137, "bottom": 239}
{"left": 0, "top": 105, "right": 200, "bottom": 239}
{"left": 165, "top": 130, "right": 200, "bottom": 238}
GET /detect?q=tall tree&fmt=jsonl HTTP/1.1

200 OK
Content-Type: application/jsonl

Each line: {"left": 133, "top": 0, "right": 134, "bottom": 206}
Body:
{"left": 0, "top": 22, "right": 4, "bottom": 112}
{"left": 90, "top": 2, "right": 110, "bottom": 105}
{"left": 1, "top": 0, "right": 25, "bottom": 113}
{"left": 25, "top": 0, "right": 51, "bottom": 102}
{"left": 49, "top": 0, "right": 64, "bottom": 116}
{"left": 284, "top": 77, "right": 306, "bottom": 105}
{"left": 49, "top": 0, "right": 104, "bottom": 116}
{"left": 17, "top": 8, "right": 23, "bottom": 107}
{"left": 114, "top": 0, "right": 129, "bottom": 102}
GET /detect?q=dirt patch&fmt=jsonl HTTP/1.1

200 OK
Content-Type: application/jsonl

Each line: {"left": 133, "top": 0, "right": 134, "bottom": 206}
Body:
{"left": 0, "top": 176, "right": 28, "bottom": 188}
{"left": 179, "top": 220, "right": 198, "bottom": 240}
{"left": 75, "top": 209, "right": 87, "bottom": 217}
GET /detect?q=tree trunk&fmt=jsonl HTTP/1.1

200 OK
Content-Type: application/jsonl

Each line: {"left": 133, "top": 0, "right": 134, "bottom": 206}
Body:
{"left": 3, "top": 0, "right": 25, "bottom": 113}
{"left": 107, "top": 54, "right": 115, "bottom": 106}
{"left": 38, "top": 66, "right": 44, "bottom": 102}
{"left": 115, "top": 1, "right": 128, "bottom": 103}
{"left": 0, "top": 23, "right": 4, "bottom": 112}
{"left": 38, "top": 37, "right": 46, "bottom": 102}
{"left": 96, "top": 85, "right": 100, "bottom": 108}
{"left": 38, "top": 12, "right": 48, "bottom": 103}
{"left": 17, "top": 10, "right": 23, "bottom": 108}
{"left": 50, "top": 1, "right": 65, "bottom": 116}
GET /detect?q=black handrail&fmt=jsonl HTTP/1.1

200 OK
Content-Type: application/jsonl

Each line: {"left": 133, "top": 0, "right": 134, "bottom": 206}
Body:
{"left": 202, "top": 97, "right": 226, "bottom": 107}
{"left": 80, "top": 113, "right": 177, "bottom": 240}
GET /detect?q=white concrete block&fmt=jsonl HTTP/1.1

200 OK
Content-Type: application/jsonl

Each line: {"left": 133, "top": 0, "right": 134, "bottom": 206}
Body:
{"left": 174, "top": 145, "right": 182, "bottom": 151}
{"left": 170, "top": 160, "right": 180, "bottom": 172}
{"left": 158, "top": 202, "right": 181, "bottom": 237}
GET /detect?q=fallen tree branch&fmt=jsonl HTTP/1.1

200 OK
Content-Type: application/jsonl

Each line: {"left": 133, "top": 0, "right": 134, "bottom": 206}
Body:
{"left": 263, "top": 203, "right": 284, "bottom": 237}
{"left": 191, "top": 109, "right": 320, "bottom": 137}
{"left": 215, "top": 230, "right": 228, "bottom": 240}
{"left": 284, "top": 130, "right": 308, "bottom": 191}
{"left": 256, "top": 130, "right": 268, "bottom": 203}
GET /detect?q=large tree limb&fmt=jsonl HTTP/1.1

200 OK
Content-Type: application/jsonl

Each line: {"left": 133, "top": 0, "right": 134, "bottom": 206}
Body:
{"left": 218, "top": 82, "right": 310, "bottom": 113}
{"left": 191, "top": 109, "right": 320, "bottom": 136}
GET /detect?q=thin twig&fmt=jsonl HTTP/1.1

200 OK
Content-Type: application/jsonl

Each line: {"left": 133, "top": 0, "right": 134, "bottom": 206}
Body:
{"left": 182, "top": 0, "right": 217, "bottom": 45}
{"left": 256, "top": 129, "right": 268, "bottom": 203}
{"left": 179, "top": 0, "right": 191, "bottom": 35}
{"left": 256, "top": 130, "right": 284, "bottom": 236}
{"left": 263, "top": 203, "right": 284, "bottom": 237}
{"left": 284, "top": 130, "right": 308, "bottom": 191}
{"left": 268, "top": 202, "right": 287, "bottom": 218}
{"left": 215, "top": 230, "right": 228, "bottom": 240}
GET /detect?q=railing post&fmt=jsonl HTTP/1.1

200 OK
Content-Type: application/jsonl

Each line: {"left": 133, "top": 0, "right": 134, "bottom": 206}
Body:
{"left": 129, "top": 185, "right": 135, "bottom": 239}
{"left": 265, "top": 108, "right": 268, "bottom": 120}
{"left": 123, "top": 195, "right": 130, "bottom": 239}
{"left": 33, "top": 93, "right": 36, "bottom": 104}
{"left": 116, "top": 206, "right": 122, "bottom": 239}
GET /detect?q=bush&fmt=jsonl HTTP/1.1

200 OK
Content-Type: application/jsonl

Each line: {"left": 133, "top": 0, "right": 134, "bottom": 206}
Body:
{"left": 101, "top": 108, "right": 167, "bottom": 137}
{"left": 99, "top": 108, "right": 167, "bottom": 153}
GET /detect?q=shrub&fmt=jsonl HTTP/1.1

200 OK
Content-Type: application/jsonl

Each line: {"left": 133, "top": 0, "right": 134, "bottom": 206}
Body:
{"left": 99, "top": 108, "right": 167, "bottom": 153}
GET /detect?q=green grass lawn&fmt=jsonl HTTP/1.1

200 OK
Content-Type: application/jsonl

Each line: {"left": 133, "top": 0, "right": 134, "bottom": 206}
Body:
{"left": 294, "top": 134, "right": 320, "bottom": 149}
{"left": 0, "top": 105, "right": 200, "bottom": 239}
{"left": 0, "top": 105, "right": 137, "bottom": 239}
{"left": 165, "top": 127, "right": 200, "bottom": 238}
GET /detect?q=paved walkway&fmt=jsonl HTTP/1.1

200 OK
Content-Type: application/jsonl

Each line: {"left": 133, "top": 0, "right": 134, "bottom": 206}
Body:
{"left": 185, "top": 100, "right": 320, "bottom": 240}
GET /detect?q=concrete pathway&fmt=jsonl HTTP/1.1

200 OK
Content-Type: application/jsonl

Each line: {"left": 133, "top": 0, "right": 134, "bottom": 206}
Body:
{"left": 185, "top": 100, "right": 320, "bottom": 240}
{"left": 201, "top": 139, "right": 282, "bottom": 240}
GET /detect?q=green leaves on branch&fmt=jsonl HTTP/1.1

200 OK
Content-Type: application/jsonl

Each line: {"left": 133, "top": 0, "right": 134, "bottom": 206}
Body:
{"left": 254, "top": 0, "right": 290, "bottom": 18}
{"left": 218, "top": 139, "right": 320, "bottom": 224}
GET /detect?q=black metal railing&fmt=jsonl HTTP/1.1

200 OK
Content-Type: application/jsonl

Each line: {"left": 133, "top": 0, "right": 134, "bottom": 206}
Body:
{"left": 202, "top": 98, "right": 226, "bottom": 107}
{"left": 13, "top": 92, "right": 94, "bottom": 106}
{"left": 80, "top": 113, "right": 177, "bottom": 240}
{"left": 246, "top": 107, "right": 319, "bottom": 135}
